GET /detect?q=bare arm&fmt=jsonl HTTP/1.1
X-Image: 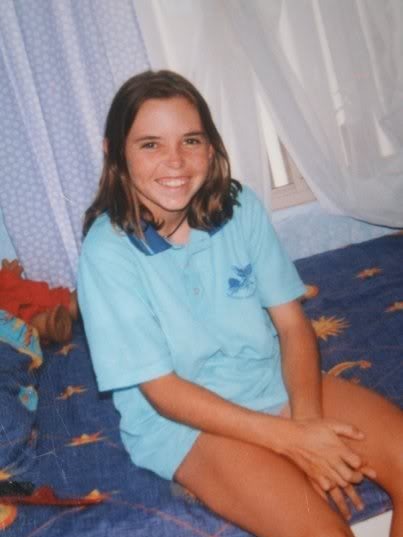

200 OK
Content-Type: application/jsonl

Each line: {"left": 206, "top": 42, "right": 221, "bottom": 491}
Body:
{"left": 140, "top": 368, "right": 366, "bottom": 491}
{"left": 141, "top": 373, "right": 289, "bottom": 452}
{"left": 269, "top": 299, "right": 375, "bottom": 515}
{"left": 268, "top": 300, "right": 322, "bottom": 419}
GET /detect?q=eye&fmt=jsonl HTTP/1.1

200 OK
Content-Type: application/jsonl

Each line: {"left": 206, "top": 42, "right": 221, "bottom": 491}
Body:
{"left": 184, "top": 136, "right": 204, "bottom": 146}
{"left": 140, "top": 141, "right": 158, "bottom": 149}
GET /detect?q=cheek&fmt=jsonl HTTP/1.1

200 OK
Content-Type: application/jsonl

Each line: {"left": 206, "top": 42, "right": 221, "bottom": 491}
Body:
{"left": 126, "top": 153, "right": 151, "bottom": 181}
{"left": 191, "top": 150, "right": 212, "bottom": 172}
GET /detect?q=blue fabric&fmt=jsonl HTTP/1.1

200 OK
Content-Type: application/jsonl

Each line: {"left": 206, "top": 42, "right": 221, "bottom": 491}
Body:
{"left": 78, "top": 186, "right": 305, "bottom": 479}
{"left": 273, "top": 201, "right": 395, "bottom": 261}
{"left": 295, "top": 232, "right": 403, "bottom": 524}
{"left": 1, "top": 233, "right": 400, "bottom": 534}
{"left": 0, "top": 310, "right": 42, "bottom": 478}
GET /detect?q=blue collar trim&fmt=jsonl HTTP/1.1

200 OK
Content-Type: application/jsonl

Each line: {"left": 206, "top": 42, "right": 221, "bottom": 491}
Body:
{"left": 127, "top": 222, "right": 224, "bottom": 256}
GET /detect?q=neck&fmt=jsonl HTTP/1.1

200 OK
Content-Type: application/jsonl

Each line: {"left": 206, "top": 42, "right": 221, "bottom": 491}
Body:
{"left": 162, "top": 212, "right": 188, "bottom": 240}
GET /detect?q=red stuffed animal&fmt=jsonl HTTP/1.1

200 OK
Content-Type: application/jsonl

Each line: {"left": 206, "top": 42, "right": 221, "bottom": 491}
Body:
{"left": 0, "top": 259, "right": 78, "bottom": 344}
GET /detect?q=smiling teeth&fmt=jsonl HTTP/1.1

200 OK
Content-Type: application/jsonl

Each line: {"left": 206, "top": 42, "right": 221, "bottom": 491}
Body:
{"left": 158, "top": 178, "right": 187, "bottom": 187}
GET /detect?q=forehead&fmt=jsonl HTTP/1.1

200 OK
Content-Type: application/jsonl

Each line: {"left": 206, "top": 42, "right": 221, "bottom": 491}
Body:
{"left": 130, "top": 96, "right": 203, "bottom": 135}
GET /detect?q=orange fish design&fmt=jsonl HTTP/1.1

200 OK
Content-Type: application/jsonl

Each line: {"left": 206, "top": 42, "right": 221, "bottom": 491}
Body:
{"left": 0, "top": 469, "right": 12, "bottom": 480}
{"left": 328, "top": 360, "right": 371, "bottom": 377}
{"left": 385, "top": 301, "right": 403, "bottom": 312}
{"left": 57, "top": 385, "right": 87, "bottom": 400}
{"left": 311, "top": 316, "right": 349, "bottom": 341}
{"left": 0, "top": 504, "right": 17, "bottom": 530}
{"left": 22, "top": 350, "right": 43, "bottom": 371}
{"left": 303, "top": 284, "right": 319, "bottom": 300}
{"left": 56, "top": 343, "right": 78, "bottom": 356}
{"left": 84, "top": 489, "right": 110, "bottom": 503}
{"left": 356, "top": 267, "right": 382, "bottom": 279}
{"left": 67, "top": 432, "right": 106, "bottom": 447}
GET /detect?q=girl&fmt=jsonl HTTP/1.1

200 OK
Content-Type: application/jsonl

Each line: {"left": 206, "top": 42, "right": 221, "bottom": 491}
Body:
{"left": 78, "top": 70, "right": 403, "bottom": 537}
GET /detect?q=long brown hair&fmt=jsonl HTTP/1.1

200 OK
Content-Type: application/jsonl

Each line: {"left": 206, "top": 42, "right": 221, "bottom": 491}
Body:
{"left": 83, "top": 70, "right": 241, "bottom": 237}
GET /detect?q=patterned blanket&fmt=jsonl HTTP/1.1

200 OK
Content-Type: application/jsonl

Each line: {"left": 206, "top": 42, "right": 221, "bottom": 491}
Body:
{"left": 1, "top": 232, "right": 401, "bottom": 535}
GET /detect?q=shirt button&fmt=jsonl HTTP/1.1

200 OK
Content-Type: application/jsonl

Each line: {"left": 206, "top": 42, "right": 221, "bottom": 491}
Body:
{"left": 193, "top": 288, "right": 200, "bottom": 295}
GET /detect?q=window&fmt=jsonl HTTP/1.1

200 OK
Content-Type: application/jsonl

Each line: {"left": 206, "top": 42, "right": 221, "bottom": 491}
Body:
{"left": 269, "top": 142, "right": 316, "bottom": 210}
{"left": 256, "top": 84, "right": 316, "bottom": 211}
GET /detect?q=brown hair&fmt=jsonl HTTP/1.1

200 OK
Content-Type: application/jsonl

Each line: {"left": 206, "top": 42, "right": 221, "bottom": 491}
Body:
{"left": 83, "top": 70, "right": 241, "bottom": 237}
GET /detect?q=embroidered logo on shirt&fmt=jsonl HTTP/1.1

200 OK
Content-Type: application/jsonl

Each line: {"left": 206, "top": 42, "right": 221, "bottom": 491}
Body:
{"left": 227, "top": 264, "right": 256, "bottom": 297}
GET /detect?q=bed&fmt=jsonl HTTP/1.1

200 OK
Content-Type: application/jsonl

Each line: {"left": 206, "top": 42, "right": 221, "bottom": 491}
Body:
{"left": 1, "top": 231, "right": 401, "bottom": 536}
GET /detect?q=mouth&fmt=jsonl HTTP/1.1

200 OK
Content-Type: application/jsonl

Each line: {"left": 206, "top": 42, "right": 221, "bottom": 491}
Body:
{"left": 156, "top": 177, "right": 189, "bottom": 188}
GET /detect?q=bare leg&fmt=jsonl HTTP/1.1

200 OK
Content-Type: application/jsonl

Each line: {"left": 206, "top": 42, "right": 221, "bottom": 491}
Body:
{"left": 321, "top": 375, "right": 403, "bottom": 537}
{"left": 175, "top": 433, "right": 353, "bottom": 537}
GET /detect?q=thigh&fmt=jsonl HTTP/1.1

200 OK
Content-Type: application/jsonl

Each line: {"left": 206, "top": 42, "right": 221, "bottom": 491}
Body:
{"left": 175, "top": 432, "right": 352, "bottom": 537}
{"left": 322, "top": 374, "right": 403, "bottom": 494}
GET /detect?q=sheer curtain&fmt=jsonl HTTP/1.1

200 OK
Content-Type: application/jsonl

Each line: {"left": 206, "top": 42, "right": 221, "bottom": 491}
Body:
{"left": 135, "top": 0, "right": 273, "bottom": 207}
{"left": 136, "top": 0, "right": 403, "bottom": 227}
{"left": 0, "top": 0, "right": 149, "bottom": 287}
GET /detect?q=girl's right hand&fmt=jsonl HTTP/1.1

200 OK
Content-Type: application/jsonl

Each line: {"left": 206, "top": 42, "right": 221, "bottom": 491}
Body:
{"left": 275, "top": 418, "right": 376, "bottom": 491}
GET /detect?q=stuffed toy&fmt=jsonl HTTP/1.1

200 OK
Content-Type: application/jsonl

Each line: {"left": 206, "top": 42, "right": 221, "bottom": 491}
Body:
{"left": 0, "top": 259, "right": 78, "bottom": 344}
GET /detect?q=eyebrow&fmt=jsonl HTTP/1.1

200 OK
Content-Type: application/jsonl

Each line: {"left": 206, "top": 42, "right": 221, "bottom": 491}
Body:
{"left": 133, "top": 135, "right": 161, "bottom": 143}
{"left": 133, "top": 131, "right": 207, "bottom": 143}
{"left": 183, "top": 131, "right": 207, "bottom": 138}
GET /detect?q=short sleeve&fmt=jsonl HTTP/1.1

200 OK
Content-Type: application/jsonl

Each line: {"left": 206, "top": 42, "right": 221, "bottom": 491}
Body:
{"left": 77, "top": 218, "right": 173, "bottom": 392}
{"left": 239, "top": 187, "right": 305, "bottom": 307}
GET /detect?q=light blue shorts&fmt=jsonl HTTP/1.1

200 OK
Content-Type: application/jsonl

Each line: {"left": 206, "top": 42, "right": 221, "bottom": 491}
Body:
{"left": 116, "top": 352, "right": 290, "bottom": 481}
{"left": 121, "top": 397, "right": 289, "bottom": 481}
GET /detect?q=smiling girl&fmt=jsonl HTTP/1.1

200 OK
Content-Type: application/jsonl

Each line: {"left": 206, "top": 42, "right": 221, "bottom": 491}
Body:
{"left": 78, "top": 70, "right": 403, "bottom": 537}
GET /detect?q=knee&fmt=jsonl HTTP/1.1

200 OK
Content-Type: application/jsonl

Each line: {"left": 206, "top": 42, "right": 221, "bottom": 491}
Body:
{"left": 382, "top": 442, "right": 403, "bottom": 498}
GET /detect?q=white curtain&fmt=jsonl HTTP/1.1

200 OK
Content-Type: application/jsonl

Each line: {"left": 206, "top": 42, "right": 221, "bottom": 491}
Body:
{"left": 136, "top": 0, "right": 403, "bottom": 227}
{"left": 135, "top": 0, "right": 273, "bottom": 207}
{"left": 0, "top": 0, "right": 149, "bottom": 286}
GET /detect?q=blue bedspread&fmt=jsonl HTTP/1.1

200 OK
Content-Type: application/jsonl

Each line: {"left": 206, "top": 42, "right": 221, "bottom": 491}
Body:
{"left": 1, "top": 232, "right": 402, "bottom": 535}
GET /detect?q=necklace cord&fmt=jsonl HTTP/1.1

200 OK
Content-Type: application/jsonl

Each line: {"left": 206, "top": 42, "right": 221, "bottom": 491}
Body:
{"left": 163, "top": 213, "right": 188, "bottom": 239}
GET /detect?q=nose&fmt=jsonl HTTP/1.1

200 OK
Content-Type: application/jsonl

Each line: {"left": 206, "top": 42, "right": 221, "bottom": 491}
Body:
{"left": 163, "top": 143, "right": 184, "bottom": 168}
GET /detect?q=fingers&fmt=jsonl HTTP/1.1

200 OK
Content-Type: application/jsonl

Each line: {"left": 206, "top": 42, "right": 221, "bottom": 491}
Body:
{"left": 318, "top": 475, "right": 333, "bottom": 491}
{"left": 310, "top": 479, "right": 327, "bottom": 501}
{"left": 343, "top": 484, "right": 364, "bottom": 513}
{"left": 308, "top": 459, "right": 348, "bottom": 490}
{"left": 341, "top": 449, "right": 362, "bottom": 469}
{"left": 329, "top": 487, "right": 351, "bottom": 520}
{"left": 329, "top": 455, "right": 377, "bottom": 488}
{"left": 333, "top": 464, "right": 362, "bottom": 485}
{"left": 329, "top": 420, "right": 365, "bottom": 441}
{"left": 329, "top": 484, "right": 365, "bottom": 520}
{"left": 289, "top": 419, "right": 376, "bottom": 492}
{"left": 311, "top": 481, "right": 365, "bottom": 521}
{"left": 360, "top": 464, "right": 377, "bottom": 480}
{"left": 338, "top": 446, "right": 377, "bottom": 483}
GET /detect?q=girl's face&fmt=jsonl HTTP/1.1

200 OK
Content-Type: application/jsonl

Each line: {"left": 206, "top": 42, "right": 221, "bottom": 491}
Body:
{"left": 125, "top": 96, "right": 213, "bottom": 225}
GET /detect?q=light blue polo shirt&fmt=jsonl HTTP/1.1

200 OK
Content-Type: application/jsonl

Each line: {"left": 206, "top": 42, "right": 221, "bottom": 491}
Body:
{"left": 77, "top": 186, "right": 305, "bottom": 479}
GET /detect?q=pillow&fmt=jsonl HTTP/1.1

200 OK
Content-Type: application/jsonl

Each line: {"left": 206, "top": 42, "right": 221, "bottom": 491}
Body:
{"left": 0, "top": 208, "right": 17, "bottom": 261}
{"left": 0, "top": 310, "right": 43, "bottom": 480}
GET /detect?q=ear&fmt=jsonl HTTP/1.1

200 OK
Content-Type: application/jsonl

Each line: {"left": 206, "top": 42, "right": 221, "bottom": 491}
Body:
{"left": 102, "top": 138, "right": 109, "bottom": 155}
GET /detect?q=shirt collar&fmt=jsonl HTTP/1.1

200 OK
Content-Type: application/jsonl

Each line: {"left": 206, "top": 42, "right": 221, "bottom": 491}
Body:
{"left": 126, "top": 222, "right": 224, "bottom": 256}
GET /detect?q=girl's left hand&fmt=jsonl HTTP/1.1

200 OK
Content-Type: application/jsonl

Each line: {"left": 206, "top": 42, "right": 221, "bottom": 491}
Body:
{"left": 310, "top": 478, "right": 364, "bottom": 520}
